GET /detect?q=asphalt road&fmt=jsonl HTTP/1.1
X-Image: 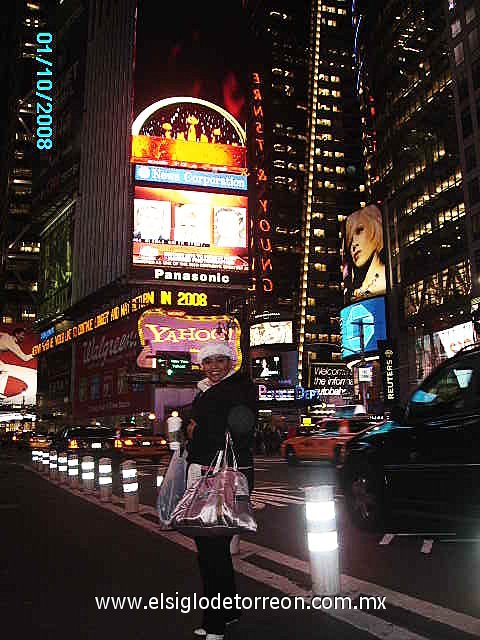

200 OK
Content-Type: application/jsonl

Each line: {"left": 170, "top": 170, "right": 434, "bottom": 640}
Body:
{"left": 3, "top": 448, "right": 480, "bottom": 639}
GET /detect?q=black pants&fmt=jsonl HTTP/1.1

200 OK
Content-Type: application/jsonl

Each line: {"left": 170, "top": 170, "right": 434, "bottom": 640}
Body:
{"left": 194, "top": 535, "right": 238, "bottom": 634}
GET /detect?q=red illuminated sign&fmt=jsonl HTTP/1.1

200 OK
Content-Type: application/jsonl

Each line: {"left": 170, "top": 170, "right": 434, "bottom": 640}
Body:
{"left": 250, "top": 72, "right": 274, "bottom": 299}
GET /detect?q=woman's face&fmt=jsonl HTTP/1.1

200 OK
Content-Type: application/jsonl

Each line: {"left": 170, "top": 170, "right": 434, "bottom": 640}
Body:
{"left": 350, "top": 221, "right": 376, "bottom": 267}
{"left": 201, "top": 355, "right": 232, "bottom": 384}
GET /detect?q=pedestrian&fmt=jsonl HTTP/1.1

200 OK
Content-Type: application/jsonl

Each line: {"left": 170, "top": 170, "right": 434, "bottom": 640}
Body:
{"left": 186, "top": 341, "right": 256, "bottom": 640}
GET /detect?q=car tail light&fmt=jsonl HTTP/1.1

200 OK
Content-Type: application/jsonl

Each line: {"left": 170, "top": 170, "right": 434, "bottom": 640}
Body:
{"left": 124, "top": 439, "right": 134, "bottom": 446}
{"left": 68, "top": 439, "right": 78, "bottom": 449}
{"left": 114, "top": 439, "right": 123, "bottom": 449}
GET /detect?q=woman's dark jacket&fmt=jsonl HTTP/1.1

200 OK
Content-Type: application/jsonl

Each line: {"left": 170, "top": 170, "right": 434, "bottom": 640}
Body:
{"left": 188, "top": 371, "right": 256, "bottom": 473}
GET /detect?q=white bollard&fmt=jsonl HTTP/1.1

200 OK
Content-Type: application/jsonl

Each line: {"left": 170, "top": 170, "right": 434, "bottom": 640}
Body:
{"left": 68, "top": 454, "right": 79, "bottom": 488}
{"left": 99, "top": 457, "right": 113, "bottom": 502}
{"left": 41, "top": 450, "right": 50, "bottom": 473}
{"left": 49, "top": 450, "right": 58, "bottom": 481}
{"left": 58, "top": 453, "right": 68, "bottom": 483}
{"left": 81, "top": 456, "right": 95, "bottom": 492}
{"left": 31, "top": 449, "right": 40, "bottom": 468}
{"left": 304, "top": 485, "right": 340, "bottom": 596}
{"left": 121, "top": 459, "right": 139, "bottom": 513}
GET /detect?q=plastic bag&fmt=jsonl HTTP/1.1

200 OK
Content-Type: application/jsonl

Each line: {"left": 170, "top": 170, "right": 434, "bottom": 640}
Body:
{"left": 157, "top": 448, "right": 188, "bottom": 529}
{"left": 170, "top": 433, "right": 257, "bottom": 538}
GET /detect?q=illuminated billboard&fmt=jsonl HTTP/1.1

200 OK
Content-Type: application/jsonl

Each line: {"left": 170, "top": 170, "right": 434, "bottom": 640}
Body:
{"left": 133, "top": 186, "right": 248, "bottom": 272}
{"left": 341, "top": 296, "right": 387, "bottom": 358}
{"left": 250, "top": 321, "right": 293, "bottom": 347}
{"left": 433, "top": 321, "right": 477, "bottom": 359}
{"left": 136, "top": 309, "right": 242, "bottom": 370}
{"left": 131, "top": 97, "right": 246, "bottom": 173}
{"left": 0, "top": 325, "right": 37, "bottom": 407}
{"left": 341, "top": 204, "right": 386, "bottom": 304}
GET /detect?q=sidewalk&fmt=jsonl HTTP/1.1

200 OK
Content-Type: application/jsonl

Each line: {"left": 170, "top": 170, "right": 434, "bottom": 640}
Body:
{"left": 0, "top": 459, "right": 372, "bottom": 640}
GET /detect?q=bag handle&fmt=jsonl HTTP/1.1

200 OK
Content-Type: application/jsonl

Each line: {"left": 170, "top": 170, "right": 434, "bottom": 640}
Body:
{"left": 222, "top": 431, "right": 238, "bottom": 471}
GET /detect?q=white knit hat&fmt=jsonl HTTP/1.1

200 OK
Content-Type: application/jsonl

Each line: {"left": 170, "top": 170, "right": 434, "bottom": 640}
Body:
{"left": 197, "top": 341, "right": 235, "bottom": 363}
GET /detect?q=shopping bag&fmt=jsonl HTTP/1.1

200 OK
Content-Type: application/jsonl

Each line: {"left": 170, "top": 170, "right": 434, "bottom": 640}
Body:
{"left": 170, "top": 432, "right": 257, "bottom": 537}
{"left": 157, "top": 448, "right": 188, "bottom": 529}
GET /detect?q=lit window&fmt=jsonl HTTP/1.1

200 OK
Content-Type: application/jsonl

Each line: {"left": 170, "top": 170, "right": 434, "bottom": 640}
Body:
{"left": 313, "top": 228, "right": 325, "bottom": 238}
{"left": 314, "top": 263, "right": 327, "bottom": 271}
{"left": 336, "top": 166, "right": 345, "bottom": 174}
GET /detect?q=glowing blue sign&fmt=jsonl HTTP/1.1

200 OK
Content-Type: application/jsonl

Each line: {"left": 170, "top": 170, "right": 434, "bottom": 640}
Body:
{"left": 341, "top": 296, "right": 387, "bottom": 358}
{"left": 134, "top": 165, "right": 247, "bottom": 192}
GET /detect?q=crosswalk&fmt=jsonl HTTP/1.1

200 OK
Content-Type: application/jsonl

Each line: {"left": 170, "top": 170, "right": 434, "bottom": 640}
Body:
{"left": 252, "top": 482, "right": 304, "bottom": 509}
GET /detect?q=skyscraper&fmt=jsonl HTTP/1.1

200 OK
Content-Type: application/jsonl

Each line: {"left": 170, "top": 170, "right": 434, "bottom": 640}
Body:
{"left": 354, "top": 0, "right": 471, "bottom": 395}
{"left": 0, "top": 1, "right": 52, "bottom": 324}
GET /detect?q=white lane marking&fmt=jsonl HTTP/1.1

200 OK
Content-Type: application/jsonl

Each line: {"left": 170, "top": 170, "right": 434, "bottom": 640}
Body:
{"left": 420, "top": 540, "right": 433, "bottom": 555}
{"left": 252, "top": 491, "right": 304, "bottom": 504}
{"left": 26, "top": 465, "right": 480, "bottom": 638}
{"left": 394, "top": 532, "right": 456, "bottom": 537}
{"left": 439, "top": 538, "right": 480, "bottom": 543}
{"left": 379, "top": 533, "right": 395, "bottom": 545}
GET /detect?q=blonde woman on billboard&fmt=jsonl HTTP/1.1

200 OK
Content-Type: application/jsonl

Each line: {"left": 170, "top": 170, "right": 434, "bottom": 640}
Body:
{"left": 344, "top": 204, "right": 386, "bottom": 302}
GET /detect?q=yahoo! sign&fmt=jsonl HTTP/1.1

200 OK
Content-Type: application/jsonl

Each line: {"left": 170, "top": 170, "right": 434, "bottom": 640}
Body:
{"left": 137, "top": 308, "right": 242, "bottom": 369}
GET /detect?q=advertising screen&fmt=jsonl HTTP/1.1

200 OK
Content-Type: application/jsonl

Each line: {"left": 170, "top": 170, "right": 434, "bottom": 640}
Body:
{"left": 137, "top": 308, "right": 242, "bottom": 370}
{"left": 341, "top": 204, "right": 386, "bottom": 304}
{"left": 433, "top": 321, "right": 477, "bottom": 359}
{"left": 133, "top": 186, "right": 248, "bottom": 273}
{"left": 250, "top": 321, "right": 293, "bottom": 347}
{"left": 252, "top": 356, "right": 282, "bottom": 380}
{"left": 0, "top": 325, "right": 37, "bottom": 407}
{"left": 309, "top": 363, "right": 354, "bottom": 406}
{"left": 341, "top": 296, "right": 387, "bottom": 358}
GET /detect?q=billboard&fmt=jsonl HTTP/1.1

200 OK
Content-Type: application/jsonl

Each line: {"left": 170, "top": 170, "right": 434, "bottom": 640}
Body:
{"left": 133, "top": 186, "right": 248, "bottom": 273}
{"left": 433, "top": 321, "right": 477, "bottom": 359}
{"left": 341, "top": 204, "right": 386, "bottom": 304}
{"left": 341, "top": 296, "right": 387, "bottom": 358}
{"left": 309, "top": 363, "right": 354, "bottom": 406}
{"left": 72, "top": 315, "right": 150, "bottom": 419}
{"left": 137, "top": 309, "right": 242, "bottom": 370}
{"left": 0, "top": 325, "right": 37, "bottom": 407}
{"left": 131, "top": 97, "right": 246, "bottom": 173}
{"left": 250, "top": 321, "right": 293, "bottom": 347}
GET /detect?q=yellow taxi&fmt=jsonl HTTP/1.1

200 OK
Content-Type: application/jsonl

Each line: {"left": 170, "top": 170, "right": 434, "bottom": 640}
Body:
{"left": 27, "top": 432, "right": 54, "bottom": 450}
{"left": 281, "top": 417, "right": 373, "bottom": 465}
{"left": 113, "top": 427, "right": 169, "bottom": 463}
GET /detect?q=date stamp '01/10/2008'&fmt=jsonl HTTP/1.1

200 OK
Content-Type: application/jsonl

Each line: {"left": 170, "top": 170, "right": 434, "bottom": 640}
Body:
{"left": 35, "top": 32, "right": 54, "bottom": 151}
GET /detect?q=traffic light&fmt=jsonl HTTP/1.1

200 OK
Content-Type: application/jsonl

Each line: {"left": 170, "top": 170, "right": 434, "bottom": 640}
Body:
{"left": 156, "top": 352, "right": 192, "bottom": 384}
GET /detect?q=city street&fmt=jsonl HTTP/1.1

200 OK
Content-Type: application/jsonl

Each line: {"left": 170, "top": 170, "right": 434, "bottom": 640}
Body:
{"left": 2, "top": 449, "right": 479, "bottom": 639}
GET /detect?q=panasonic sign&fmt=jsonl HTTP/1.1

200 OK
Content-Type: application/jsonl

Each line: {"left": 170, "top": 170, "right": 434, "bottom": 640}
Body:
{"left": 154, "top": 268, "right": 231, "bottom": 284}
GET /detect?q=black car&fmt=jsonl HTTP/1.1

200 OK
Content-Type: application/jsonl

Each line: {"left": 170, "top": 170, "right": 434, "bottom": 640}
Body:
{"left": 53, "top": 426, "right": 116, "bottom": 456}
{"left": 340, "top": 344, "right": 480, "bottom": 530}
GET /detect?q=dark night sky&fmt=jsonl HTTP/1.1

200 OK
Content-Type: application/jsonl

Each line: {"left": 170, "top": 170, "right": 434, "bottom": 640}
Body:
{"left": 134, "top": 0, "right": 249, "bottom": 127}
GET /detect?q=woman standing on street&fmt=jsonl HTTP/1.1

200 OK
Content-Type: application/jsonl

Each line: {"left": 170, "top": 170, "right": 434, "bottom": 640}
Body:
{"left": 186, "top": 341, "right": 256, "bottom": 640}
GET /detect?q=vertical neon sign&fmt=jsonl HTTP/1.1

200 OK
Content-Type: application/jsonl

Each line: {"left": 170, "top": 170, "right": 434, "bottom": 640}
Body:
{"left": 250, "top": 72, "right": 273, "bottom": 306}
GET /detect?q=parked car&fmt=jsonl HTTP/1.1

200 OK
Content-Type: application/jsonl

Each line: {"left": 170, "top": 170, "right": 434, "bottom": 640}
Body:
{"left": 113, "top": 426, "right": 169, "bottom": 463}
{"left": 52, "top": 426, "right": 116, "bottom": 456}
{"left": 281, "top": 416, "right": 373, "bottom": 465}
{"left": 339, "top": 343, "right": 480, "bottom": 530}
